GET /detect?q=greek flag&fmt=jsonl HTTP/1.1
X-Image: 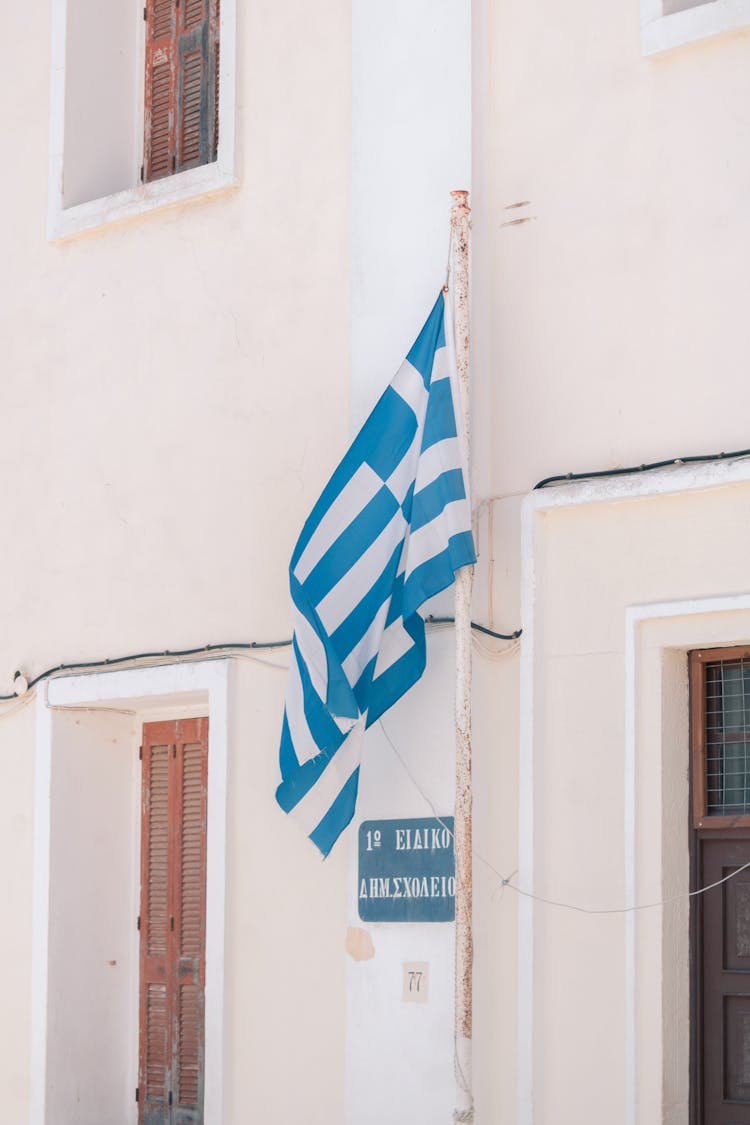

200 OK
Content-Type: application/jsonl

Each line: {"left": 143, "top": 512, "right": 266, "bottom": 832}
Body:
{"left": 277, "top": 292, "right": 476, "bottom": 855}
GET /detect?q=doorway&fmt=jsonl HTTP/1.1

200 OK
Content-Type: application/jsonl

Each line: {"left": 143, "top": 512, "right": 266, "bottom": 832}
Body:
{"left": 691, "top": 649, "right": 750, "bottom": 1125}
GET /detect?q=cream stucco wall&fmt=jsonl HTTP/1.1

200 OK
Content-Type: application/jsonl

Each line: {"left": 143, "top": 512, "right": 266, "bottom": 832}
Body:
{"left": 519, "top": 466, "right": 750, "bottom": 1125}
{"left": 468, "top": 7, "right": 750, "bottom": 1123}
{"left": 3, "top": 0, "right": 750, "bottom": 1121}
{"left": 474, "top": 1, "right": 750, "bottom": 493}
{"left": 0, "top": 0, "right": 351, "bottom": 1121}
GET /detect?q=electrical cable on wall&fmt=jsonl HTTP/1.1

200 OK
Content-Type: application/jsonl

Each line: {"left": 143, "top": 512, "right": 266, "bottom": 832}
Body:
{"left": 16, "top": 442, "right": 741, "bottom": 704}
{"left": 16, "top": 446, "right": 739, "bottom": 711}
{"left": 0, "top": 615, "right": 521, "bottom": 703}
{"left": 9, "top": 445, "right": 743, "bottom": 707}
{"left": 534, "top": 445, "right": 750, "bottom": 490}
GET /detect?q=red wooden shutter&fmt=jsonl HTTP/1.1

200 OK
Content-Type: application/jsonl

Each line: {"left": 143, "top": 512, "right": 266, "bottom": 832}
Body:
{"left": 139, "top": 718, "right": 208, "bottom": 1125}
{"left": 212, "top": 0, "right": 220, "bottom": 161}
{"left": 144, "top": 0, "right": 219, "bottom": 181}
{"left": 173, "top": 727, "right": 208, "bottom": 1122}
{"left": 144, "top": 0, "right": 176, "bottom": 182}
{"left": 140, "top": 735, "right": 171, "bottom": 1119}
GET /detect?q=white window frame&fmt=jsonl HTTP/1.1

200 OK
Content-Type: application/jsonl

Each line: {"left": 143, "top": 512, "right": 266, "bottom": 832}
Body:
{"left": 30, "top": 659, "right": 230, "bottom": 1125}
{"left": 47, "top": 0, "right": 237, "bottom": 241}
{"left": 641, "top": 0, "right": 750, "bottom": 55}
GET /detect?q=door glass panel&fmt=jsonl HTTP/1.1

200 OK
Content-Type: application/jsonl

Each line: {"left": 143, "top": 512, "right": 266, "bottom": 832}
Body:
{"left": 724, "top": 871, "right": 750, "bottom": 969}
{"left": 706, "top": 662, "right": 750, "bottom": 816}
{"left": 725, "top": 996, "right": 750, "bottom": 1102}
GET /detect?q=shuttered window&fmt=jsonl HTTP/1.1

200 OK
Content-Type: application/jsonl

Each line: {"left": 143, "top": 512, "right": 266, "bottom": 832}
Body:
{"left": 690, "top": 647, "right": 750, "bottom": 827}
{"left": 139, "top": 718, "right": 208, "bottom": 1125}
{"left": 144, "top": 0, "right": 220, "bottom": 182}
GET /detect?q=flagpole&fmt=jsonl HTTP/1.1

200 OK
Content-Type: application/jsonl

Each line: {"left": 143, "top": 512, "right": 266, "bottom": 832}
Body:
{"left": 450, "top": 188, "right": 474, "bottom": 1125}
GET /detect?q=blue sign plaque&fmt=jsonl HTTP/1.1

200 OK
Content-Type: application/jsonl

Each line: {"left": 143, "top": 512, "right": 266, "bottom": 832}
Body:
{"left": 358, "top": 817, "right": 455, "bottom": 923}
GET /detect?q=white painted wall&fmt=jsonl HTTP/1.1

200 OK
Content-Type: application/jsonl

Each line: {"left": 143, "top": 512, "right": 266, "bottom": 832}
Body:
{"left": 3, "top": 0, "right": 748, "bottom": 1122}
{"left": 46, "top": 709, "right": 137, "bottom": 1125}
{"left": 62, "top": 0, "right": 138, "bottom": 207}
{"left": 349, "top": 2, "right": 750, "bottom": 1120}
{"left": 349, "top": 2, "right": 471, "bottom": 1122}
{"left": 0, "top": 702, "right": 36, "bottom": 1125}
{"left": 345, "top": 645, "right": 458, "bottom": 1125}
{"left": 473, "top": 0, "right": 750, "bottom": 496}
{"left": 351, "top": 0, "right": 471, "bottom": 428}
{"left": 519, "top": 465, "right": 750, "bottom": 1125}
{"left": 0, "top": 0, "right": 351, "bottom": 1120}
{"left": 468, "top": 5, "right": 750, "bottom": 1121}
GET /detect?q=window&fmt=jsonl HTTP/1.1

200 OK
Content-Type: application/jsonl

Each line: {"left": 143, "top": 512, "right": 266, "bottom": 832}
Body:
{"left": 690, "top": 647, "right": 750, "bottom": 827}
{"left": 139, "top": 718, "right": 208, "bottom": 1123}
{"left": 47, "top": 0, "right": 236, "bottom": 239}
{"left": 641, "top": 0, "right": 750, "bottom": 55}
{"left": 143, "top": 0, "right": 220, "bottom": 182}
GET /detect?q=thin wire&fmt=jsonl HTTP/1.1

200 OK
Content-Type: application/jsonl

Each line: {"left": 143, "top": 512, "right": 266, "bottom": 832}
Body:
{"left": 445, "top": 227, "right": 454, "bottom": 290}
{"left": 426, "top": 615, "right": 521, "bottom": 641}
{"left": 423, "top": 616, "right": 519, "bottom": 659}
{"left": 380, "top": 718, "right": 446, "bottom": 825}
{"left": 492, "top": 868, "right": 518, "bottom": 906}
{"left": 509, "top": 862, "right": 750, "bottom": 916}
{"left": 380, "top": 718, "right": 750, "bottom": 916}
{"left": 0, "top": 688, "right": 37, "bottom": 720}
{"left": 426, "top": 619, "right": 455, "bottom": 634}
{"left": 534, "top": 446, "right": 750, "bottom": 491}
{"left": 0, "top": 639, "right": 294, "bottom": 701}
{"left": 472, "top": 635, "right": 520, "bottom": 662}
{"left": 380, "top": 717, "right": 509, "bottom": 901}
{"left": 487, "top": 499, "right": 495, "bottom": 626}
{"left": 47, "top": 703, "right": 138, "bottom": 716}
{"left": 234, "top": 652, "right": 290, "bottom": 672}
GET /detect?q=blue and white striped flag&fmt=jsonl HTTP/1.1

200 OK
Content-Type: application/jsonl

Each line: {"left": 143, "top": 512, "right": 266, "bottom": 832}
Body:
{"left": 277, "top": 291, "right": 476, "bottom": 855}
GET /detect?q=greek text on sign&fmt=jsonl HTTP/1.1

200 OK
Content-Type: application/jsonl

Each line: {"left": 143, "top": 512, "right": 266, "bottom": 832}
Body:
{"left": 358, "top": 817, "right": 455, "bottom": 923}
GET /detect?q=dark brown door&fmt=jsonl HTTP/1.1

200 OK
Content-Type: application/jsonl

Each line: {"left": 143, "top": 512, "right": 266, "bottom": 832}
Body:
{"left": 139, "top": 718, "right": 208, "bottom": 1125}
{"left": 695, "top": 832, "right": 750, "bottom": 1124}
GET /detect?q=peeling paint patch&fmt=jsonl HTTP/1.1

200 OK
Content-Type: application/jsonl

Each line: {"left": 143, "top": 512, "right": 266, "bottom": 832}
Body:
{"left": 345, "top": 926, "right": 375, "bottom": 961}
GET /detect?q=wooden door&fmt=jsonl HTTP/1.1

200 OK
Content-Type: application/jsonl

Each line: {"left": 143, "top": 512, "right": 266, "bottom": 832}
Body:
{"left": 691, "top": 649, "right": 750, "bottom": 1124}
{"left": 695, "top": 832, "right": 750, "bottom": 1124}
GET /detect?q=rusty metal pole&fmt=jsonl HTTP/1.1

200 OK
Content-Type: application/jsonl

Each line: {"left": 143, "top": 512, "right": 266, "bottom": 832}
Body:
{"left": 450, "top": 189, "right": 474, "bottom": 1125}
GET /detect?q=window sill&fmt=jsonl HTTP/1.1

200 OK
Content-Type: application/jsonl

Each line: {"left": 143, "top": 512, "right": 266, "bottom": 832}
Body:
{"left": 47, "top": 162, "right": 239, "bottom": 242}
{"left": 641, "top": 0, "right": 750, "bottom": 55}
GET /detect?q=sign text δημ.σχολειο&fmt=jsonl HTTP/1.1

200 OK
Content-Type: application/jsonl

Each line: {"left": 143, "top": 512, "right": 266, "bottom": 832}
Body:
{"left": 358, "top": 817, "right": 455, "bottom": 923}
